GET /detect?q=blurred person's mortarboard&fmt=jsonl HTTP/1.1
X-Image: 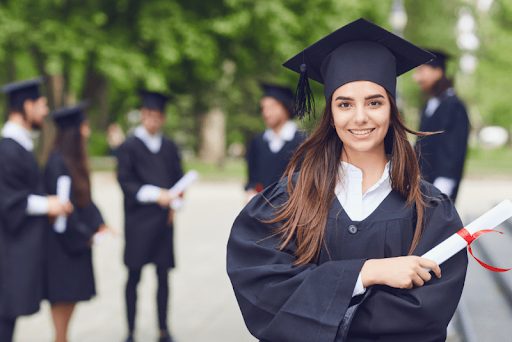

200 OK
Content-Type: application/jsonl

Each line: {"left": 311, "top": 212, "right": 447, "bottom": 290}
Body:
{"left": 52, "top": 102, "right": 88, "bottom": 128}
{"left": 139, "top": 90, "right": 170, "bottom": 113}
{"left": 1, "top": 77, "right": 44, "bottom": 112}
{"left": 283, "top": 18, "right": 435, "bottom": 118}
{"left": 424, "top": 49, "right": 451, "bottom": 71}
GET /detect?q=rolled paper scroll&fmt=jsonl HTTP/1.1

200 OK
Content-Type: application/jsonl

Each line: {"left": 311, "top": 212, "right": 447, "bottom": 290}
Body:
{"left": 54, "top": 175, "right": 72, "bottom": 233}
{"left": 168, "top": 170, "right": 199, "bottom": 210}
{"left": 422, "top": 199, "right": 512, "bottom": 269}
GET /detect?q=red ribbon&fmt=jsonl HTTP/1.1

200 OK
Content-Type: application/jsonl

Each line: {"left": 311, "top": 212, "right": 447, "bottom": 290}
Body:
{"left": 457, "top": 227, "right": 512, "bottom": 273}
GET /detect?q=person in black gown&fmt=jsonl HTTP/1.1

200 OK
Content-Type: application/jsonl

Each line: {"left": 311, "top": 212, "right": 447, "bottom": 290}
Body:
{"left": 116, "top": 91, "right": 184, "bottom": 342}
{"left": 245, "top": 83, "right": 306, "bottom": 201}
{"left": 44, "top": 103, "right": 108, "bottom": 342}
{"left": 413, "top": 49, "right": 470, "bottom": 202}
{"left": 0, "top": 78, "right": 72, "bottom": 342}
{"left": 227, "top": 19, "right": 468, "bottom": 342}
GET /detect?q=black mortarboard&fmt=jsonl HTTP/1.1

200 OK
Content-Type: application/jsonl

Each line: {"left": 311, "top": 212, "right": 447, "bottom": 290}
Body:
{"left": 283, "top": 18, "right": 434, "bottom": 118}
{"left": 424, "top": 49, "right": 450, "bottom": 71}
{"left": 52, "top": 102, "right": 88, "bottom": 128}
{"left": 139, "top": 90, "right": 169, "bottom": 113}
{"left": 1, "top": 77, "right": 43, "bottom": 111}
{"left": 260, "top": 83, "right": 295, "bottom": 117}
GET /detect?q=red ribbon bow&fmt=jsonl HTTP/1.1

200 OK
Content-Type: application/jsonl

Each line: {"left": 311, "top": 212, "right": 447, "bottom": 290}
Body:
{"left": 457, "top": 227, "right": 511, "bottom": 273}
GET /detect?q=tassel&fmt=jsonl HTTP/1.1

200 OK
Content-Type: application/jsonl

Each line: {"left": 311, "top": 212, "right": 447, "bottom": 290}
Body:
{"left": 294, "top": 63, "right": 315, "bottom": 119}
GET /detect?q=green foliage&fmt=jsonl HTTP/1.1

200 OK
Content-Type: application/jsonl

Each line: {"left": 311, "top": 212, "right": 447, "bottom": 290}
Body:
{"left": 0, "top": 0, "right": 510, "bottom": 157}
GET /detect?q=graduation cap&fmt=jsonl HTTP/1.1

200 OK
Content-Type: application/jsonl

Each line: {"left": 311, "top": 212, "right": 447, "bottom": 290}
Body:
{"left": 1, "top": 77, "right": 44, "bottom": 112}
{"left": 52, "top": 102, "right": 88, "bottom": 128}
{"left": 283, "top": 18, "right": 435, "bottom": 118}
{"left": 260, "top": 83, "right": 295, "bottom": 118}
{"left": 424, "top": 49, "right": 450, "bottom": 71}
{"left": 139, "top": 90, "right": 170, "bottom": 113}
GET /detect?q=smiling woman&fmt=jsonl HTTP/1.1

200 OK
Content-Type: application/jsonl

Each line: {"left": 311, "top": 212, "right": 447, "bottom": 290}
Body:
{"left": 227, "top": 18, "right": 468, "bottom": 342}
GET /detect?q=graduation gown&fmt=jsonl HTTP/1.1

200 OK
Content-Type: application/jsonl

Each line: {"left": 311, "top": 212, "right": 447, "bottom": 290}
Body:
{"left": 245, "top": 131, "right": 306, "bottom": 191}
{"left": 117, "top": 136, "right": 183, "bottom": 269}
{"left": 44, "top": 151, "right": 104, "bottom": 303}
{"left": 0, "top": 138, "right": 46, "bottom": 318}
{"left": 227, "top": 178, "right": 468, "bottom": 342}
{"left": 415, "top": 91, "right": 470, "bottom": 201}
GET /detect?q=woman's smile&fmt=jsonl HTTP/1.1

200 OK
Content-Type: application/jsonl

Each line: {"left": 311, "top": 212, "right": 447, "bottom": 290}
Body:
{"left": 348, "top": 128, "right": 375, "bottom": 137}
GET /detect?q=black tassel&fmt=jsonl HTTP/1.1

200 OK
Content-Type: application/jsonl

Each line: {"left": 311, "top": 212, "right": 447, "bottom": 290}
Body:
{"left": 294, "top": 63, "right": 315, "bottom": 119}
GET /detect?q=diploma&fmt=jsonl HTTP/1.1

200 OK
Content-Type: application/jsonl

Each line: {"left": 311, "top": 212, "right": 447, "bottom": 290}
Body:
{"left": 168, "top": 170, "right": 199, "bottom": 210}
{"left": 422, "top": 199, "right": 512, "bottom": 266}
{"left": 54, "top": 175, "right": 71, "bottom": 233}
{"left": 168, "top": 170, "right": 199, "bottom": 197}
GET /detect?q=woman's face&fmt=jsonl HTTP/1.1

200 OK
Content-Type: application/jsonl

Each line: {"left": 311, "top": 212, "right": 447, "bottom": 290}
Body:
{"left": 80, "top": 121, "right": 91, "bottom": 140}
{"left": 260, "top": 96, "right": 290, "bottom": 130}
{"left": 331, "top": 81, "right": 391, "bottom": 157}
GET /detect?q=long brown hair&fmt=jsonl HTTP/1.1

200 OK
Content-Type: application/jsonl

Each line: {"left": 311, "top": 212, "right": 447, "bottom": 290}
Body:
{"left": 270, "top": 93, "right": 434, "bottom": 265}
{"left": 54, "top": 124, "right": 91, "bottom": 207}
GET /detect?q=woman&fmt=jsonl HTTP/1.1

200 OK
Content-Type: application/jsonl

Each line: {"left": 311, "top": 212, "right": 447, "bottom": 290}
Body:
{"left": 44, "top": 103, "right": 108, "bottom": 342}
{"left": 227, "top": 18, "right": 467, "bottom": 342}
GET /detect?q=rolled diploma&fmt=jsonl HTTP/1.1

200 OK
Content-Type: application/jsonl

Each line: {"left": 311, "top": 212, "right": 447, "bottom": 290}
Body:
{"left": 422, "top": 199, "right": 512, "bottom": 266}
{"left": 54, "top": 175, "right": 71, "bottom": 233}
{"left": 168, "top": 170, "right": 199, "bottom": 210}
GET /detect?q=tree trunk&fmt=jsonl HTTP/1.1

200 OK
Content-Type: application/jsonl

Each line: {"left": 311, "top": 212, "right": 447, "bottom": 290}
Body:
{"left": 198, "top": 107, "right": 226, "bottom": 165}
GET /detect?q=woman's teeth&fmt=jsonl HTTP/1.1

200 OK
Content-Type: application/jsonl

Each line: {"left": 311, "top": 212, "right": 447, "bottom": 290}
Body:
{"left": 349, "top": 128, "right": 375, "bottom": 136}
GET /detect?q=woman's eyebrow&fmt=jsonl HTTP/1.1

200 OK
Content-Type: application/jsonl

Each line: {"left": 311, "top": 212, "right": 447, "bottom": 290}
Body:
{"left": 334, "top": 94, "right": 385, "bottom": 101}
{"left": 365, "top": 94, "right": 385, "bottom": 100}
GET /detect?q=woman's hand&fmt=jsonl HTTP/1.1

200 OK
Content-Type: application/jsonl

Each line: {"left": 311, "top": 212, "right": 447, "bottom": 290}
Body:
{"left": 47, "top": 196, "right": 73, "bottom": 217}
{"left": 361, "top": 256, "right": 441, "bottom": 289}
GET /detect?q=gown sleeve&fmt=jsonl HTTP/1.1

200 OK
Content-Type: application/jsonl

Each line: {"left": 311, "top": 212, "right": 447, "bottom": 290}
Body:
{"left": 44, "top": 153, "right": 105, "bottom": 254}
{"left": 227, "top": 182, "right": 366, "bottom": 342}
{"left": 435, "top": 101, "right": 470, "bottom": 180}
{"left": 0, "top": 144, "right": 33, "bottom": 233}
{"left": 244, "top": 137, "right": 258, "bottom": 191}
{"left": 348, "top": 190, "right": 468, "bottom": 339}
{"left": 116, "top": 141, "right": 145, "bottom": 206}
{"left": 170, "top": 141, "right": 184, "bottom": 186}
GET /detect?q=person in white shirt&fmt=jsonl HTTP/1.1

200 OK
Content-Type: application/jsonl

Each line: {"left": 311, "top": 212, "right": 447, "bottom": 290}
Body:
{"left": 227, "top": 19, "right": 467, "bottom": 342}
{"left": 0, "top": 78, "right": 72, "bottom": 342}
{"left": 413, "top": 49, "right": 470, "bottom": 201}
{"left": 245, "top": 83, "right": 306, "bottom": 201}
{"left": 116, "top": 90, "right": 183, "bottom": 342}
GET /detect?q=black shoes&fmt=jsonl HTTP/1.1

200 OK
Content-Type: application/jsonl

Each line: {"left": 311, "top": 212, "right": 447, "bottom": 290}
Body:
{"left": 158, "top": 333, "right": 174, "bottom": 342}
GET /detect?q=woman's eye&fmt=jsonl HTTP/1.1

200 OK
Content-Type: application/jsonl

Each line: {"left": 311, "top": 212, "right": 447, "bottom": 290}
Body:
{"left": 338, "top": 102, "right": 351, "bottom": 109}
{"left": 369, "top": 101, "right": 382, "bottom": 107}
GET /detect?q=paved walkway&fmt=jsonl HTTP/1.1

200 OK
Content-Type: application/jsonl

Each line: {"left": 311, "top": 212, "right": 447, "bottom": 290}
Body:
{"left": 13, "top": 173, "right": 512, "bottom": 341}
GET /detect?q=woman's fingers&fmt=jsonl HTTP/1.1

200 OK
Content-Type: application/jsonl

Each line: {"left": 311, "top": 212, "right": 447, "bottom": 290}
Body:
{"left": 417, "top": 267, "right": 432, "bottom": 282}
{"left": 419, "top": 258, "right": 442, "bottom": 278}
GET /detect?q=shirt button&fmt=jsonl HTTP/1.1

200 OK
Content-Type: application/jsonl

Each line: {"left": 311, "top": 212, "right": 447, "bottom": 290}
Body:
{"left": 348, "top": 225, "right": 358, "bottom": 234}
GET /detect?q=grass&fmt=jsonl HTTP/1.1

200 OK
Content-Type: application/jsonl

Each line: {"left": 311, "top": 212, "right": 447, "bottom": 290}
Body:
{"left": 465, "top": 147, "right": 512, "bottom": 178}
{"left": 89, "top": 156, "right": 247, "bottom": 182}
{"left": 90, "top": 146, "right": 512, "bottom": 181}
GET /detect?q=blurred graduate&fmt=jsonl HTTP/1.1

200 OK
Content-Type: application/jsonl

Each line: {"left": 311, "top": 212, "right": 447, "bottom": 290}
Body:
{"left": 413, "top": 50, "right": 470, "bottom": 201}
{"left": 245, "top": 83, "right": 306, "bottom": 201}
{"left": 44, "top": 103, "right": 109, "bottom": 342}
{"left": 0, "top": 78, "right": 72, "bottom": 341}
{"left": 227, "top": 19, "right": 468, "bottom": 342}
{"left": 116, "top": 90, "right": 183, "bottom": 342}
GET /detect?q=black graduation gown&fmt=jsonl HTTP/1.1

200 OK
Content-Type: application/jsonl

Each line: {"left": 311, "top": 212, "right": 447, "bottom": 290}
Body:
{"left": 415, "top": 91, "right": 470, "bottom": 201}
{"left": 245, "top": 131, "right": 306, "bottom": 191}
{"left": 117, "top": 136, "right": 183, "bottom": 269}
{"left": 0, "top": 138, "right": 46, "bottom": 318}
{"left": 44, "top": 151, "right": 104, "bottom": 303}
{"left": 227, "top": 178, "right": 468, "bottom": 342}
